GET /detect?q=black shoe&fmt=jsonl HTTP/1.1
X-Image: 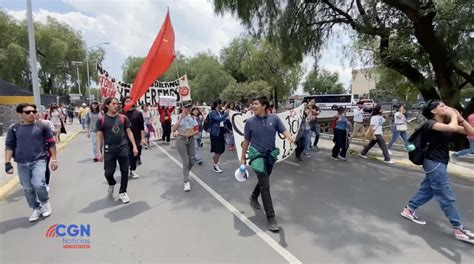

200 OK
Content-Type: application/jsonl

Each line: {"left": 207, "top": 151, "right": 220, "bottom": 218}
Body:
{"left": 137, "top": 160, "right": 142, "bottom": 166}
{"left": 249, "top": 197, "right": 261, "bottom": 210}
{"left": 296, "top": 156, "right": 303, "bottom": 162}
{"left": 267, "top": 217, "right": 279, "bottom": 232}
{"left": 93, "top": 158, "right": 98, "bottom": 162}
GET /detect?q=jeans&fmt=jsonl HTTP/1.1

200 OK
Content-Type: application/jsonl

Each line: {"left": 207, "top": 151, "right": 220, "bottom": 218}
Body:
{"left": 176, "top": 136, "right": 196, "bottom": 182}
{"left": 332, "top": 128, "right": 348, "bottom": 158}
{"left": 91, "top": 131, "right": 97, "bottom": 158}
{"left": 361, "top": 134, "right": 391, "bottom": 161}
{"left": 388, "top": 126, "right": 409, "bottom": 150}
{"left": 104, "top": 147, "right": 129, "bottom": 193}
{"left": 81, "top": 118, "right": 86, "bottom": 130}
{"left": 194, "top": 136, "right": 202, "bottom": 162}
{"left": 251, "top": 156, "right": 276, "bottom": 218}
{"left": 17, "top": 159, "right": 48, "bottom": 209}
{"left": 311, "top": 124, "right": 320, "bottom": 147}
{"left": 408, "top": 159, "right": 463, "bottom": 228}
{"left": 303, "top": 129, "right": 312, "bottom": 153}
{"left": 453, "top": 139, "right": 474, "bottom": 157}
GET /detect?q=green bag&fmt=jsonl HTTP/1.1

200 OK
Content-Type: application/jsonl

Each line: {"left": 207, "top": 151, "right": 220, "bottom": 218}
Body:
{"left": 248, "top": 146, "right": 280, "bottom": 174}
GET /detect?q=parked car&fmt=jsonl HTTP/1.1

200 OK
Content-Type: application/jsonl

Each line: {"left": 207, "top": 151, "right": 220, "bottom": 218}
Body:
{"left": 359, "top": 99, "right": 375, "bottom": 112}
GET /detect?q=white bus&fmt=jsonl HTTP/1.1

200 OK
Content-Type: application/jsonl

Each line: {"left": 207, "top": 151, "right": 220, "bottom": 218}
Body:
{"left": 303, "top": 94, "right": 355, "bottom": 110}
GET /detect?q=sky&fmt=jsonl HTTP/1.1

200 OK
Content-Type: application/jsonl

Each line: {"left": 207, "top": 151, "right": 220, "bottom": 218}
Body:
{"left": 1, "top": 0, "right": 357, "bottom": 93}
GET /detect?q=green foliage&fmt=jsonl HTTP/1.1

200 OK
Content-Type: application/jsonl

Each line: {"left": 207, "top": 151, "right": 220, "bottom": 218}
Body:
{"left": 122, "top": 56, "right": 144, "bottom": 83}
{"left": 0, "top": 11, "right": 105, "bottom": 96}
{"left": 303, "top": 69, "right": 345, "bottom": 95}
{"left": 212, "top": 0, "right": 474, "bottom": 110}
{"left": 222, "top": 80, "right": 272, "bottom": 104}
{"left": 374, "top": 68, "right": 419, "bottom": 103}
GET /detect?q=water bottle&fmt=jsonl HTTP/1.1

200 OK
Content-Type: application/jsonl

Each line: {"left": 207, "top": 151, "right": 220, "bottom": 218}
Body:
{"left": 239, "top": 165, "right": 247, "bottom": 173}
{"left": 407, "top": 144, "right": 416, "bottom": 152}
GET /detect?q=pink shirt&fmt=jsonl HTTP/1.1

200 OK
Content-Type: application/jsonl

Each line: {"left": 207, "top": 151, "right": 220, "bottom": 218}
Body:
{"left": 468, "top": 114, "right": 474, "bottom": 140}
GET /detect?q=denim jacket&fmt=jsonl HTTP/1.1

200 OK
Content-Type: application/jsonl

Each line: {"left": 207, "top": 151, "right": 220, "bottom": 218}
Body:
{"left": 208, "top": 110, "right": 228, "bottom": 137}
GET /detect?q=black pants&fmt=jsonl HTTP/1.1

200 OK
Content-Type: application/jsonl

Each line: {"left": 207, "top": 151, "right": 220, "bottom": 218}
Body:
{"left": 45, "top": 156, "right": 51, "bottom": 185}
{"left": 128, "top": 140, "right": 142, "bottom": 171}
{"left": 295, "top": 137, "right": 305, "bottom": 158}
{"left": 361, "top": 134, "right": 391, "bottom": 161}
{"left": 162, "top": 121, "right": 171, "bottom": 142}
{"left": 104, "top": 147, "right": 129, "bottom": 193}
{"left": 332, "top": 128, "right": 348, "bottom": 158}
{"left": 251, "top": 157, "right": 276, "bottom": 218}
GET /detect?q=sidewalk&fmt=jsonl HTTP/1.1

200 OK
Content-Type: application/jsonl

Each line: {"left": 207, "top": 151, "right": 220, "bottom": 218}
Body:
{"left": 316, "top": 134, "right": 474, "bottom": 181}
{"left": 0, "top": 123, "right": 82, "bottom": 199}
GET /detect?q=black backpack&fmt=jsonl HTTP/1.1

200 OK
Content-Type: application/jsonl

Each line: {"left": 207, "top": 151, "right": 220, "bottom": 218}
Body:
{"left": 203, "top": 112, "right": 211, "bottom": 132}
{"left": 407, "top": 122, "right": 430, "bottom": 165}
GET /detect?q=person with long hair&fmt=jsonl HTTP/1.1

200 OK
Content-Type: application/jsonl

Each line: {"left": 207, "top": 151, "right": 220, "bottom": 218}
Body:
{"left": 387, "top": 104, "right": 410, "bottom": 154}
{"left": 122, "top": 96, "right": 146, "bottom": 178}
{"left": 48, "top": 104, "right": 63, "bottom": 143}
{"left": 331, "top": 106, "right": 351, "bottom": 161}
{"left": 209, "top": 99, "right": 229, "bottom": 173}
{"left": 191, "top": 106, "right": 204, "bottom": 165}
{"left": 401, "top": 100, "right": 474, "bottom": 244}
{"left": 157, "top": 101, "right": 175, "bottom": 144}
{"left": 225, "top": 102, "right": 236, "bottom": 151}
{"left": 172, "top": 101, "right": 199, "bottom": 192}
{"left": 96, "top": 97, "right": 138, "bottom": 204}
{"left": 86, "top": 101, "right": 102, "bottom": 162}
{"left": 359, "top": 105, "right": 393, "bottom": 163}
{"left": 450, "top": 99, "right": 474, "bottom": 163}
{"left": 142, "top": 103, "right": 156, "bottom": 146}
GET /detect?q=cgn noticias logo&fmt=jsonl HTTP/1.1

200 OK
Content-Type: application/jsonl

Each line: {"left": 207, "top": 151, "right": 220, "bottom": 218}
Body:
{"left": 45, "top": 224, "right": 91, "bottom": 249}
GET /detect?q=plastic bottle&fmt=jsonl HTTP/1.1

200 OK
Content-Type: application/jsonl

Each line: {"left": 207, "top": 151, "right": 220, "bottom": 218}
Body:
{"left": 407, "top": 144, "right": 416, "bottom": 152}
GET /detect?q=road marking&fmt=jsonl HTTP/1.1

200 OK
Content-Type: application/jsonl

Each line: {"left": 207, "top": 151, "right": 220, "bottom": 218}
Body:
{"left": 282, "top": 160, "right": 300, "bottom": 167}
{"left": 154, "top": 143, "right": 302, "bottom": 264}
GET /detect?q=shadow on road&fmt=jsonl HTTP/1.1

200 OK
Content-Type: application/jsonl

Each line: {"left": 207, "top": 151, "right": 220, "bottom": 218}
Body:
{"left": 0, "top": 217, "right": 41, "bottom": 235}
{"left": 104, "top": 201, "right": 151, "bottom": 223}
{"left": 79, "top": 196, "right": 121, "bottom": 214}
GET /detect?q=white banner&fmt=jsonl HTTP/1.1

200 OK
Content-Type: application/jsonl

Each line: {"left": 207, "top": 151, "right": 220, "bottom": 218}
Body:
{"left": 97, "top": 64, "right": 191, "bottom": 105}
{"left": 231, "top": 104, "right": 305, "bottom": 164}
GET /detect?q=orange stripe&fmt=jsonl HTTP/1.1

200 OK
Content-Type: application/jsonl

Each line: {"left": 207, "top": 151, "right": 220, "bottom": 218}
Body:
{"left": 0, "top": 96, "right": 35, "bottom": 104}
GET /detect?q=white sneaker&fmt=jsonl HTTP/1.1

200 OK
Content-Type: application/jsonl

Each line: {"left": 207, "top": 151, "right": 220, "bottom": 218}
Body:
{"left": 107, "top": 185, "right": 114, "bottom": 196}
{"left": 213, "top": 164, "right": 223, "bottom": 173}
{"left": 358, "top": 154, "right": 368, "bottom": 159}
{"left": 388, "top": 150, "right": 393, "bottom": 155}
{"left": 29, "top": 208, "right": 42, "bottom": 222}
{"left": 384, "top": 160, "right": 395, "bottom": 164}
{"left": 40, "top": 201, "right": 52, "bottom": 217}
{"left": 46, "top": 185, "right": 50, "bottom": 192}
{"left": 450, "top": 153, "right": 457, "bottom": 164}
{"left": 129, "top": 171, "right": 139, "bottom": 179}
{"left": 338, "top": 156, "right": 347, "bottom": 161}
{"left": 119, "top": 192, "right": 130, "bottom": 204}
{"left": 454, "top": 228, "right": 474, "bottom": 244}
{"left": 184, "top": 181, "right": 191, "bottom": 192}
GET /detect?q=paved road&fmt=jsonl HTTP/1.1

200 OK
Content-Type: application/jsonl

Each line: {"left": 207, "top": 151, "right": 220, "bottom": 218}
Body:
{"left": 0, "top": 133, "right": 473, "bottom": 263}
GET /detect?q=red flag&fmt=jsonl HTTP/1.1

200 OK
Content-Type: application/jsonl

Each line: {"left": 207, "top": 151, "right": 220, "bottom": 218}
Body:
{"left": 124, "top": 11, "right": 175, "bottom": 111}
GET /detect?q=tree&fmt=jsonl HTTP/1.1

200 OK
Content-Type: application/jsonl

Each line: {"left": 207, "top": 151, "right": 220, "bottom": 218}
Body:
{"left": 303, "top": 69, "right": 345, "bottom": 95}
{"left": 186, "top": 52, "right": 235, "bottom": 104}
{"left": 213, "top": 0, "right": 474, "bottom": 113}
{"left": 220, "top": 36, "right": 256, "bottom": 83}
{"left": 122, "top": 56, "right": 144, "bottom": 83}
{"left": 222, "top": 80, "right": 272, "bottom": 104}
{"left": 373, "top": 67, "right": 419, "bottom": 102}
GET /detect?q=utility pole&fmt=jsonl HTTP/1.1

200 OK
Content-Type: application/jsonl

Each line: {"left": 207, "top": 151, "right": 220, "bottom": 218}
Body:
{"left": 26, "top": 0, "right": 41, "bottom": 106}
{"left": 71, "top": 61, "right": 83, "bottom": 95}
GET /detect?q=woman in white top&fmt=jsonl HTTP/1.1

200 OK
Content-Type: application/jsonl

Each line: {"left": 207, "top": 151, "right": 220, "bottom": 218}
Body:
{"left": 388, "top": 104, "right": 409, "bottom": 152}
{"left": 48, "top": 104, "right": 63, "bottom": 143}
{"left": 359, "top": 105, "right": 393, "bottom": 163}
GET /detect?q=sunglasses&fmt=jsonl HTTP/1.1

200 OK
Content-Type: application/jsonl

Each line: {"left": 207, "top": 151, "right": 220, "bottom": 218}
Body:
{"left": 23, "top": 110, "right": 37, "bottom": 114}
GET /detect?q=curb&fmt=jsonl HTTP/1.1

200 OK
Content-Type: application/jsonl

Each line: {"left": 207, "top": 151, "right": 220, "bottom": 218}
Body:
{"left": 0, "top": 129, "right": 82, "bottom": 200}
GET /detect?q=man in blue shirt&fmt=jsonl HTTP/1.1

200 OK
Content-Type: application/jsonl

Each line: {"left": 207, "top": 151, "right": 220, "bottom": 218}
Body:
{"left": 5, "top": 103, "right": 58, "bottom": 222}
{"left": 240, "top": 96, "right": 294, "bottom": 232}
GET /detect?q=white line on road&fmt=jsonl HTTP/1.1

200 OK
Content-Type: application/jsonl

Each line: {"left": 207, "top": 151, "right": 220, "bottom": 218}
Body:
{"left": 282, "top": 160, "right": 300, "bottom": 167}
{"left": 154, "top": 143, "right": 302, "bottom": 264}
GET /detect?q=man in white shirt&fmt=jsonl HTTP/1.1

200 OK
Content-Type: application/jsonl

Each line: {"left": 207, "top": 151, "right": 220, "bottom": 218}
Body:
{"left": 352, "top": 101, "right": 366, "bottom": 142}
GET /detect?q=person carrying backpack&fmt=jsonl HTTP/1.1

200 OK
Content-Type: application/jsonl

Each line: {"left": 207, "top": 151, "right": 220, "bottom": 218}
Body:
{"left": 401, "top": 100, "right": 474, "bottom": 244}
{"left": 5, "top": 103, "right": 57, "bottom": 222}
{"left": 96, "top": 97, "right": 138, "bottom": 204}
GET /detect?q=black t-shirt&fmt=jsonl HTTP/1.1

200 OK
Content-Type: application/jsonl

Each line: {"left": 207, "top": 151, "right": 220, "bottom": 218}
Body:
{"left": 96, "top": 114, "right": 132, "bottom": 152}
{"left": 124, "top": 109, "right": 144, "bottom": 140}
{"left": 425, "top": 120, "right": 452, "bottom": 164}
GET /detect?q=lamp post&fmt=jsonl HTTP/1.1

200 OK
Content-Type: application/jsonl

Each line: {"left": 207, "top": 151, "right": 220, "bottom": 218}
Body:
{"left": 71, "top": 61, "right": 83, "bottom": 96}
{"left": 26, "top": 0, "right": 41, "bottom": 106}
{"left": 86, "top": 42, "right": 109, "bottom": 105}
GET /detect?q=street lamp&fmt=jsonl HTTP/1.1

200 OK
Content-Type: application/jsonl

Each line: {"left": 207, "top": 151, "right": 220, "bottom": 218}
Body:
{"left": 71, "top": 61, "right": 83, "bottom": 95}
{"left": 86, "top": 42, "right": 110, "bottom": 105}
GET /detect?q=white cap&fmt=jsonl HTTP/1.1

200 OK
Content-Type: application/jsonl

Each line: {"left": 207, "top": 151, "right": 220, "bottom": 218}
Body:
{"left": 82, "top": 103, "right": 87, "bottom": 106}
